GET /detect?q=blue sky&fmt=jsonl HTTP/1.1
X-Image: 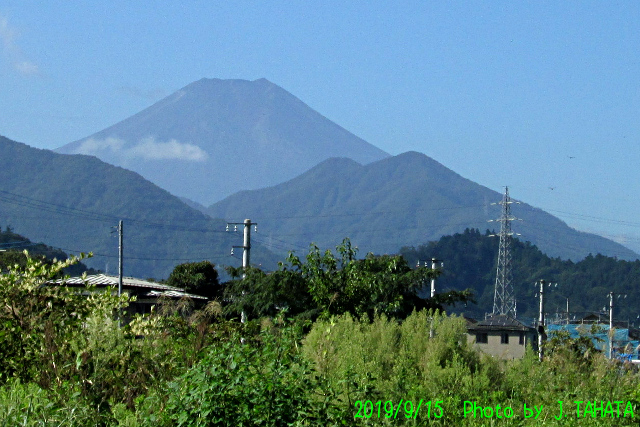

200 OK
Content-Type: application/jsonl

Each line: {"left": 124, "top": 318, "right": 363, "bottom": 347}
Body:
{"left": 1, "top": 2, "right": 639, "bottom": 253}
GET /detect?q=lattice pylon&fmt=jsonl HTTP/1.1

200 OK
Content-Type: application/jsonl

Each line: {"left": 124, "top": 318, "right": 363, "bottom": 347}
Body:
{"left": 492, "top": 187, "right": 518, "bottom": 317}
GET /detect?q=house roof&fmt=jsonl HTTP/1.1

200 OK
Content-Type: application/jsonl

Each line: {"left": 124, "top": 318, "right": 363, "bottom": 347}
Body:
{"left": 50, "top": 274, "right": 208, "bottom": 300}
{"left": 467, "top": 314, "right": 535, "bottom": 332}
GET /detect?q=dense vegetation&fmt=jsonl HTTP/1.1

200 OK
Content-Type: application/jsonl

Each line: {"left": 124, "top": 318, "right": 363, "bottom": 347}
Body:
{"left": 223, "top": 239, "right": 473, "bottom": 322}
{"left": 402, "top": 228, "right": 640, "bottom": 321}
{"left": 1, "top": 241, "right": 639, "bottom": 426}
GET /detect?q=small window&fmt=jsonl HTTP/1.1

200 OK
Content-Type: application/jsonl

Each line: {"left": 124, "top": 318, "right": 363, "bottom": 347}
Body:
{"left": 476, "top": 333, "right": 488, "bottom": 344}
{"left": 519, "top": 332, "right": 525, "bottom": 345}
{"left": 501, "top": 333, "right": 509, "bottom": 344}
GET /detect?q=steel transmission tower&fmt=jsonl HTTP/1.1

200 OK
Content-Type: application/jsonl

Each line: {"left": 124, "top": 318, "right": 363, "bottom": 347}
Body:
{"left": 491, "top": 187, "right": 519, "bottom": 317}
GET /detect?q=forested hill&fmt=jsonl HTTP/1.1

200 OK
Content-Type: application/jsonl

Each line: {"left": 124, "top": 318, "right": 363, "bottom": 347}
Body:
{"left": 401, "top": 228, "right": 640, "bottom": 322}
{"left": 0, "top": 227, "right": 94, "bottom": 276}
{"left": 0, "top": 135, "right": 278, "bottom": 279}
{"left": 208, "top": 151, "right": 638, "bottom": 261}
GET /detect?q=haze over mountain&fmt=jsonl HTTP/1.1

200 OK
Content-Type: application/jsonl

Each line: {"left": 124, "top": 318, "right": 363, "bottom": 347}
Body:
{"left": 57, "top": 78, "right": 389, "bottom": 205}
{"left": 0, "top": 135, "right": 277, "bottom": 279}
{"left": 207, "top": 151, "right": 639, "bottom": 262}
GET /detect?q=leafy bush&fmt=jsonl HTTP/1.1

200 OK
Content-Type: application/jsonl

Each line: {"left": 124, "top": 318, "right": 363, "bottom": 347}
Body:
{"left": 140, "top": 320, "right": 351, "bottom": 426}
{"left": 0, "top": 379, "right": 102, "bottom": 426}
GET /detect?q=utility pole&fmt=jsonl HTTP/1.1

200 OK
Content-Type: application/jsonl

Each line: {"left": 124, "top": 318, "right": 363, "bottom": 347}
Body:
{"left": 227, "top": 219, "right": 257, "bottom": 324}
{"left": 490, "top": 187, "right": 520, "bottom": 318}
{"left": 227, "top": 219, "right": 257, "bottom": 276}
{"left": 416, "top": 258, "right": 443, "bottom": 298}
{"left": 538, "top": 280, "right": 546, "bottom": 362}
{"left": 118, "top": 220, "right": 123, "bottom": 297}
{"left": 609, "top": 291, "right": 614, "bottom": 359}
{"left": 430, "top": 258, "right": 442, "bottom": 298}
{"left": 606, "top": 292, "right": 627, "bottom": 359}
{"left": 242, "top": 219, "right": 251, "bottom": 274}
{"left": 417, "top": 258, "right": 443, "bottom": 338}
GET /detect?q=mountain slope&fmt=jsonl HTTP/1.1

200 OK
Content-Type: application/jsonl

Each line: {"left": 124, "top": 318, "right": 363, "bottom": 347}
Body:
{"left": 0, "top": 135, "right": 276, "bottom": 279}
{"left": 207, "top": 151, "right": 638, "bottom": 261}
{"left": 57, "top": 78, "right": 389, "bottom": 205}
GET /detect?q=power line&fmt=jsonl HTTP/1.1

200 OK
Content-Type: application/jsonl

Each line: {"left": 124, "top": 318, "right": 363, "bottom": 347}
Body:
{"left": 0, "top": 188, "right": 228, "bottom": 233}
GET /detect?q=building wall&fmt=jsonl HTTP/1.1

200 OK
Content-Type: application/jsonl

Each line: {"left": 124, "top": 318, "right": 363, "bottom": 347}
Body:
{"left": 466, "top": 331, "right": 533, "bottom": 359}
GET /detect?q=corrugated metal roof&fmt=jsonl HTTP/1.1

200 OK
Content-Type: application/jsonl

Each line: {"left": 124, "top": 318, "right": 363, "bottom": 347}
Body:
{"left": 50, "top": 274, "right": 207, "bottom": 299}
{"left": 145, "top": 290, "right": 208, "bottom": 300}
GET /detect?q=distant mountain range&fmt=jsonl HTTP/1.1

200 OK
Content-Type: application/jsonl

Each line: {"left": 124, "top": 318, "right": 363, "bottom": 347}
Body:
{"left": 207, "top": 151, "right": 639, "bottom": 261}
{"left": 16, "top": 76, "right": 639, "bottom": 265}
{"left": 0, "top": 135, "right": 277, "bottom": 279}
{"left": 57, "top": 78, "right": 389, "bottom": 205}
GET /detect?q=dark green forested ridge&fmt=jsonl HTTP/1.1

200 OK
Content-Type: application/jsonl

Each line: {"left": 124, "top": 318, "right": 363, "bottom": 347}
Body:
{"left": 0, "top": 135, "right": 278, "bottom": 279}
{"left": 0, "top": 227, "right": 95, "bottom": 276}
{"left": 401, "top": 228, "right": 640, "bottom": 322}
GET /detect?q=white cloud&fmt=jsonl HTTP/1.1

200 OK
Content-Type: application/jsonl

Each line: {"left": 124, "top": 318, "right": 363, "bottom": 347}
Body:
{"left": 76, "top": 137, "right": 126, "bottom": 155}
{"left": 0, "top": 15, "right": 39, "bottom": 76}
{"left": 14, "top": 60, "right": 38, "bottom": 75}
{"left": 128, "top": 137, "right": 208, "bottom": 161}
{"left": 75, "top": 136, "right": 208, "bottom": 162}
{"left": 0, "top": 17, "right": 16, "bottom": 48}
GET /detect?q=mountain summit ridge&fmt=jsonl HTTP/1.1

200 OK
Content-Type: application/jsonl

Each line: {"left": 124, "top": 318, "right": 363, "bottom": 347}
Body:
{"left": 207, "top": 151, "right": 639, "bottom": 262}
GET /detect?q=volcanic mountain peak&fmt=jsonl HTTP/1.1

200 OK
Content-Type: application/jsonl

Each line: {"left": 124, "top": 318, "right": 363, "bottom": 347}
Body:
{"left": 57, "top": 78, "right": 389, "bottom": 205}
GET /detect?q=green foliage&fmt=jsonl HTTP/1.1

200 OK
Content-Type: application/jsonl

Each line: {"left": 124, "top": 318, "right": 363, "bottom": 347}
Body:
{"left": 224, "top": 264, "right": 315, "bottom": 319}
{"left": 545, "top": 325, "right": 604, "bottom": 370}
{"left": 0, "top": 379, "right": 103, "bottom": 426}
{"left": 166, "top": 260, "right": 220, "bottom": 299}
{"left": 302, "top": 311, "right": 500, "bottom": 425}
{"left": 225, "top": 239, "right": 473, "bottom": 322}
{"left": 141, "top": 321, "right": 349, "bottom": 427}
{"left": 0, "top": 251, "right": 128, "bottom": 387}
{"left": 2, "top": 237, "right": 640, "bottom": 426}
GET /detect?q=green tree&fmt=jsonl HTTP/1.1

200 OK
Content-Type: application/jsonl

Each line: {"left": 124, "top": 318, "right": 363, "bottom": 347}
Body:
{"left": 166, "top": 261, "right": 220, "bottom": 299}
{"left": 224, "top": 265, "right": 315, "bottom": 320}
{"left": 225, "top": 239, "right": 474, "bottom": 322}
{"left": 294, "top": 239, "right": 473, "bottom": 320}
